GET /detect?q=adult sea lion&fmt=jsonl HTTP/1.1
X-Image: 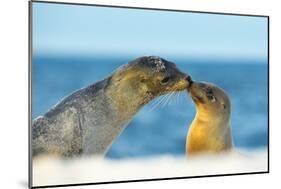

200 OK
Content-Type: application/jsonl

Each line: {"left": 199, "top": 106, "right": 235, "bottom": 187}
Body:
{"left": 186, "top": 81, "right": 233, "bottom": 156}
{"left": 32, "top": 56, "right": 192, "bottom": 158}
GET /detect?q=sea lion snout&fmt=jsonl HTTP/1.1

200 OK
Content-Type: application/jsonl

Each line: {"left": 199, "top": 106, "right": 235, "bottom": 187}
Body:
{"left": 168, "top": 71, "right": 192, "bottom": 91}
{"left": 185, "top": 75, "right": 193, "bottom": 86}
{"left": 187, "top": 81, "right": 210, "bottom": 103}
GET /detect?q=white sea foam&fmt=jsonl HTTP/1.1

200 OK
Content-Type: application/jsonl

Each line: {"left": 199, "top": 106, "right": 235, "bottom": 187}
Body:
{"left": 32, "top": 149, "right": 267, "bottom": 187}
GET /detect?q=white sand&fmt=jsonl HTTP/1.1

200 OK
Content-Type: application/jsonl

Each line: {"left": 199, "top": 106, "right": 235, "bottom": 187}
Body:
{"left": 32, "top": 149, "right": 268, "bottom": 187}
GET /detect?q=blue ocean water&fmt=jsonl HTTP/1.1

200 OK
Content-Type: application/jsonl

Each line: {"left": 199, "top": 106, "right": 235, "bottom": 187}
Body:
{"left": 32, "top": 56, "right": 268, "bottom": 159}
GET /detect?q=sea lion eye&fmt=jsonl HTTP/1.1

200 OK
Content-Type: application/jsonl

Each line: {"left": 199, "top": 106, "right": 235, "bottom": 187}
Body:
{"left": 208, "top": 95, "right": 216, "bottom": 102}
{"left": 206, "top": 89, "right": 216, "bottom": 102}
{"left": 160, "top": 76, "right": 170, "bottom": 85}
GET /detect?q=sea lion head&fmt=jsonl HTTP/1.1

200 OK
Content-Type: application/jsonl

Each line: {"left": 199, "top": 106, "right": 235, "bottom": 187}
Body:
{"left": 111, "top": 56, "right": 192, "bottom": 105}
{"left": 187, "top": 81, "right": 231, "bottom": 122}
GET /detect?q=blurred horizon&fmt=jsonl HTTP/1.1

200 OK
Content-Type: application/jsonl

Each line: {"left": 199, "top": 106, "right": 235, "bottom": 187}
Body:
{"left": 32, "top": 53, "right": 267, "bottom": 65}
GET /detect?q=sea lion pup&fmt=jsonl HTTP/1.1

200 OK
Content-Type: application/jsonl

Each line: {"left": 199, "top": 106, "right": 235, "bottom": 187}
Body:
{"left": 186, "top": 81, "right": 233, "bottom": 157}
{"left": 32, "top": 56, "right": 192, "bottom": 158}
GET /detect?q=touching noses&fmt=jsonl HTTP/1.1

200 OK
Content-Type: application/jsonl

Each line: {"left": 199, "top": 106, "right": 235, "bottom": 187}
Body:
{"left": 185, "top": 75, "right": 193, "bottom": 84}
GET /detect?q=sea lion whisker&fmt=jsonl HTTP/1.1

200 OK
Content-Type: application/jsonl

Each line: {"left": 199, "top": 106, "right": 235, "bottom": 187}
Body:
{"left": 147, "top": 99, "right": 159, "bottom": 111}
{"left": 175, "top": 91, "right": 180, "bottom": 104}
{"left": 173, "top": 91, "right": 179, "bottom": 105}
{"left": 162, "top": 93, "right": 171, "bottom": 108}
{"left": 176, "top": 91, "right": 182, "bottom": 105}
{"left": 148, "top": 96, "right": 161, "bottom": 107}
{"left": 176, "top": 92, "right": 181, "bottom": 104}
{"left": 171, "top": 92, "right": 178, "bottom": 105}
{"left": 168, "top": 92, "right": 176, "bottom": 105}
{"left": 148, "top": 95, "right": 167, "bottom": 112}
{"left": 148, "top": 93, "right": 166, "bottom": 108}
{"left": 159, "top": 93, "right": 170, "bottom": 108}
{"left": 179, "top": 90, "right": 185, "bottom": 103}
{"left": 162, "top": 92, "right": 174, "bottom": 108}
{"left": 157, "top": 94, "right": 171, "bottom": 109}
{"left": 158, "top": 93, "right": 173, "bottom": 109}
{"left": 173, "top": 92, "right": 180, "bottom": 105}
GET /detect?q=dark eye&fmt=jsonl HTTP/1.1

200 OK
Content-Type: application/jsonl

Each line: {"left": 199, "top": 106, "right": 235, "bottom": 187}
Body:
{"left": 206, "top": 89, "right": 216, "bottom": 102}
{"left": 160, "top": 76, "right": 170, "bottom": 85}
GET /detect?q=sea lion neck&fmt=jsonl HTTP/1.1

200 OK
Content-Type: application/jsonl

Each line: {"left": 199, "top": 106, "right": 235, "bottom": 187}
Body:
{"left": 187, "top": 110, "right": 232, "bottom": 156}
{"left": 195, "top": 104, "right": 219, "bottom": 124}
{"left": 105, "top": 76, "right": 151, "bottom": 120}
